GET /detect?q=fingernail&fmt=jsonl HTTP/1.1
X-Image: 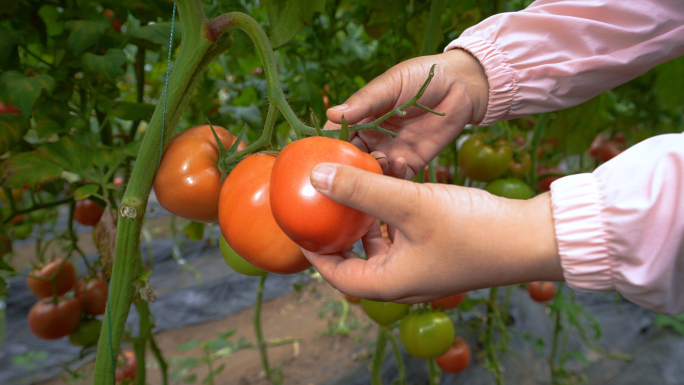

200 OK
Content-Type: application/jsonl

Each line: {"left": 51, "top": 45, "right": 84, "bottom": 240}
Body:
{"left": 330, "top": 104, "right": 349, "bottom": 112}
{"left": 311, "top": 163, "right": 337, "bottom": 192}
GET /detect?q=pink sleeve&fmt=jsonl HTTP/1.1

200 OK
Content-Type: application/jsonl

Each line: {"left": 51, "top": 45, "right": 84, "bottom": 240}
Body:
{"left": 550, "top": 133, "right": 684, "bottom": 315}
{"left": 444, "top": 0, "right": 684, "bottom": 126}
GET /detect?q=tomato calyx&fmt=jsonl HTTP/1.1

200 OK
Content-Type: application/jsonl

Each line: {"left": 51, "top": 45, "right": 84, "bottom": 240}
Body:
{"left": 208, "top": 122, "right": 249, "bottom": 180}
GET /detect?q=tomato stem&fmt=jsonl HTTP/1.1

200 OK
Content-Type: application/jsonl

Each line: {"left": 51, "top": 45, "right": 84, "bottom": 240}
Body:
{"left": 426, "top": 358, "right": 441, "bottom": 385}
{"left": 385, "top": 330, "right": 407, "bottom": 385}
{"left": 254, "top": 274, "right": 272, "bottom": 379}
{"left": 371, "top": 326, "right": 388, "bottom": 385}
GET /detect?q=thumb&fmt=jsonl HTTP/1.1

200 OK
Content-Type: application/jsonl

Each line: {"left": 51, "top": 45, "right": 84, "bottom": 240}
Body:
{"left": 326, "top": 71, "right": 400, "bottom": 125}
{"left": 310, "top": 162, "right": 419, "bottom": 229}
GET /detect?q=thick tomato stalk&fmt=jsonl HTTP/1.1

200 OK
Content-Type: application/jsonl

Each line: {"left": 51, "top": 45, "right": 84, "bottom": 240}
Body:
{"left": 154, "top": 125, "right": 245, "bottom": 223}
{"left": 218, "top": 153, "right": 310, "bottom": 275}
{"left": 269, "top": 136, "right": 383, "bottom": 254}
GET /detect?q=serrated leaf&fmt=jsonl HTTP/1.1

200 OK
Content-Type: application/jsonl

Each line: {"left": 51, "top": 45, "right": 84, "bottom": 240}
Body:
{"left": 0, "top": 136, "right": 93, "bottom": 189}
{"left": 0, "top": 114, "right": 29, "bottom": 155}
{"left": 654, "top": 56, "right": 684, "bottom": 110}
{"left": 109, "top": 102, "right": 156, "bottom": 121}
{"left": 0, "top": 72, "right": 56, "bottom": 116}
{"left": 66, "top": 20, "right": 108, "bottom": 55}
{"left": 82, "top": 49, "right": 126, "bottom": 84}
{"left": 263, "top": 0, "right": 326, "bottom": 48}
{"left": 177, "top": 340, "right": 201, "bottom": 352}
{"left": 74, "top": 184, "right": 100, "bottom": 200}
{"left": 127, "top": 22, "right": 182, "bottom": 46}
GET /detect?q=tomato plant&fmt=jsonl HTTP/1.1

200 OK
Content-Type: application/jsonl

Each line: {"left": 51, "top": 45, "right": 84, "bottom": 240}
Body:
{"left": 536, "top": 166, "right": 564, "bottom": 192}
{"left": 430, "top": 292, "right": 467, "bottom": 311}
{"left": 458, "top": 134, "right": 513, "bottom": 182}
{"left": 68, "top": 318, "right": 103, "bottom": 348}
{"left": 399, "top": 311, "right": 455, "bottom": 359}
{"left": 436, "top": 337, "right": 471, "bottom": 374}
{"left": 26, "top": 258, "right": 78, "bottom": 299}
{"left": 270, "top": 136, "right": 383, "bottom": 254}
{"left": 74, "top": 278, "right": 108, "bottom": 315}
{"left": 219, "top": 235, "right": 268, "bottom": 276}
{"left": 528, "top": 282, "right": 557, "bottom": 302}
{"left": 115, "top": 351, "right": 137, "bottom": 383}
{"left": 74, "top": 199, "right": 104, "bottom": 226}
{"left": 27, "top": 297, "right": 81, "bottom": 340}
{"left": 219, "top": 153, "right": 310, "bottom": 274}
{"left": 154, "top": 125, "right": 246, "bottom": 223}
{"left": 361, "top": 299, "right": 410, "bottom": 326}
{"left": 509, "top": 151, "right": 532, "bottom": 178}
{"left": 485, "top": 178, "right": 534, "bottom": 200}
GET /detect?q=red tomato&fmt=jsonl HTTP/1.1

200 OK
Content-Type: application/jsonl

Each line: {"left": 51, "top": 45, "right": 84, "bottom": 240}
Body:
{"left": 536, "top": 166, "right": 564, "bottom": 192}
{"left": 219, "top": 153, "right": 310, "bottom": 274}
{"left": 154, "top": 125, "right": 246, "bottom": 223}
{"left": 436, "top": 337, "right": 471, "bottom": 374}
{"left": 269, "top": 137, "right": 383, "bottom": 254}
{"left": 28, "top": 297, "right": 81, "bottom": 340}
{"left": 74, "top": 199, "right": 104, "bottom": 226}
{"left": 589, "top": 134, "right": 624, "bottom": 163}
{"left": 527, "top": 281, "right": 556, "bottom": 302}
{"left": 343, "top": 293, "right": 361, "bottom": 304}
{"left": 0, "top": 102, "right": 22, "bottom": 114}
{"left": 430, "top": 292, "right": 467, "bottom": 311}
{"left": 26, "top": 258, "right": 78, "bottom": 299}
{"left": 103, "top": 9, "right": 121, "bottom": 32}
{"left": 74, "top": 278, "right": 108, "bottom": 315}
{"left": 115, "top": 350, "right": 137, "bottom": 382}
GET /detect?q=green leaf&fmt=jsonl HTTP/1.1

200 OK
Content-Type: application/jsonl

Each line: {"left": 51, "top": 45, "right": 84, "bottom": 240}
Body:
{"left": 0, "top": 276, "right": 7, "bottom": 297}
{"left": 546, "top": 92, "right": 616, "bottom": 155}
{"left": 0, "top": 136, "right": 93, "bottom": 189}
{"left": 74, "top": 185, "right": 100, "bottom": 201}
{"left": 0, "top": 114, "right": 29, "bottom": 155}
{"left": 182, "top": 221, "right": 205, "bottom": 242}
{"left": 263, "top": 0, "right": 326, "bottom": 48}
{"left": 82, "top": 49, "right": 126, "bottom": 84}
{"left": 38, "top": 5, "right": 64, "bottom": 37}
{"left": 66, "top": 20, "right": 108, "bottom": 55}
{"left": 0, "top": 27, "right": 19, "bottom": 68}
{"left": 177, "top": 340, "right": 201, "bottom": 352}
{"left": 0, "top": 71, "right": 56, "bottom": 116}
{"left": 218, "top": 329, "right": 237, "bottom": 340}
{"left": 109, "top": 102, "right": 156, "bottom": 121}
{"left": 0, "top": 257, "right": 14, "bottom": 272}
{"left": 127, "top": 22, "right": 182, "bottom": 46}
{"left": 654, "top": 56, "right": 684, "bottom": 110}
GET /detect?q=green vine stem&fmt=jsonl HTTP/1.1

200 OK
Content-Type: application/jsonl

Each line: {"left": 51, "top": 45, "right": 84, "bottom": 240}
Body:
{"left": 92, "top": 0, "right": 236, "bottom": 382}
{"left": 426, "top": 358, "right": 441, "bottom": 385}
{"left": 133, "top": 300, "right": 151, "bottom": 385}
{"left": 254, "top": 274, "right": 272, "bottom": 379}
{"left": 371, "top": 326, "right": 389, "bottom": 385}
{"left": 148, "top": 333, "right": 169, "bottom": 385}
{"left": 484, "top": 287, "right": 504, "bottom": 385}
{"left": 385, "top": 331, "right": 406, "bottom": 385}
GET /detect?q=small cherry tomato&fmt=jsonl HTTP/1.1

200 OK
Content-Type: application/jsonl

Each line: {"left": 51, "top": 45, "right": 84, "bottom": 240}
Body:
{"left": 527, "top": 281, "right": 556, "bottom": 302}
{"left": 28, "top": 297, "right": 81, "bottom": 340}
{"left": 115, "top": 350, "right": 137, "bottom": 382}
{"left": 436, "top": 337, "right": 471, "bottom": 373}
{"left": 458, "top": 134, "right": 513, "bottom": 182}
{"left": 74, "top": 278, "right": 108, "bottom": 315}
{"left": 485, "top": 178, "right": 534, "bottom": 200}
{"left": 399, "top": 311, "right": 455, "bottom": 359}
{"left": 430, "top": 292, "right": 467, "bottom": 311}
{"left": 219, "top": 235, "right": 268, "bottom": 276}
{"left": 509, "top": 151, "right": 532, "bottom": 178}
{"left": 219, "top": 153, "right": 310, "bottom": 274}
{"left": 27, "top": 258, "right": 78, "bottom": 299}
{"left": 74, "top": 199, "right": 104, "bottom": 226}
{"left": 361, "top": 299, "right": 409, "bottom": 325}
{"left": 68, "top": 318, "right": 102, "bottom": 348}
{"left": 536, "top": 166, "right": 564, "bottom": 192}
{"left": 154, "top": 125, "right": 245, "bottom": 223}
{"left": 270, "top": 137, "right": 383, "bottom": 254}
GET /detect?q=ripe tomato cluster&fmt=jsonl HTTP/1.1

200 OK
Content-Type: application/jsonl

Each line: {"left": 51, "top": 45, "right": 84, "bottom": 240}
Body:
{"left": 155, "top": 126, "right": 381, "bottom": 275}
{"left": 25, "top": 258, "right": 109, "bottom": 344}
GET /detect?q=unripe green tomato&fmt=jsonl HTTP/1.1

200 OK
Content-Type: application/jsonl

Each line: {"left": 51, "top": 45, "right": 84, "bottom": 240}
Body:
{"left": 399, "top": 311, "right": 455, "bottom": 359}
{"left": 458, "top": 135, "right": 513, "bottom": 182}
{"left": 361, "top": 299, "right": 410, "bottom": 325}
{"left": 484, "top": 178, "right": 534, "bottom": 200}
{"left": 68, "top": 318, "right": 102, "bottom": 348}
{"left": 219, "top": 236, "right": 268, "bottom": 276}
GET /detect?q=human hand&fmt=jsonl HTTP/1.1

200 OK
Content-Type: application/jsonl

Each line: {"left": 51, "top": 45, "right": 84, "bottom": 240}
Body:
{"left": 304, "top": 162, "right": 564, "bottom": 303}
{"left": 323, "top": 49, "right": 489, "bottom": 179}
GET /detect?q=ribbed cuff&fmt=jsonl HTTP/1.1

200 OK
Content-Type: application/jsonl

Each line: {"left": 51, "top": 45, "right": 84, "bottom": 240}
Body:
{"left": 550, "top": 174, "right": 614, "bottom": 292}
{"left": 444, "top": 36, "right": 517, "bottom": 127}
